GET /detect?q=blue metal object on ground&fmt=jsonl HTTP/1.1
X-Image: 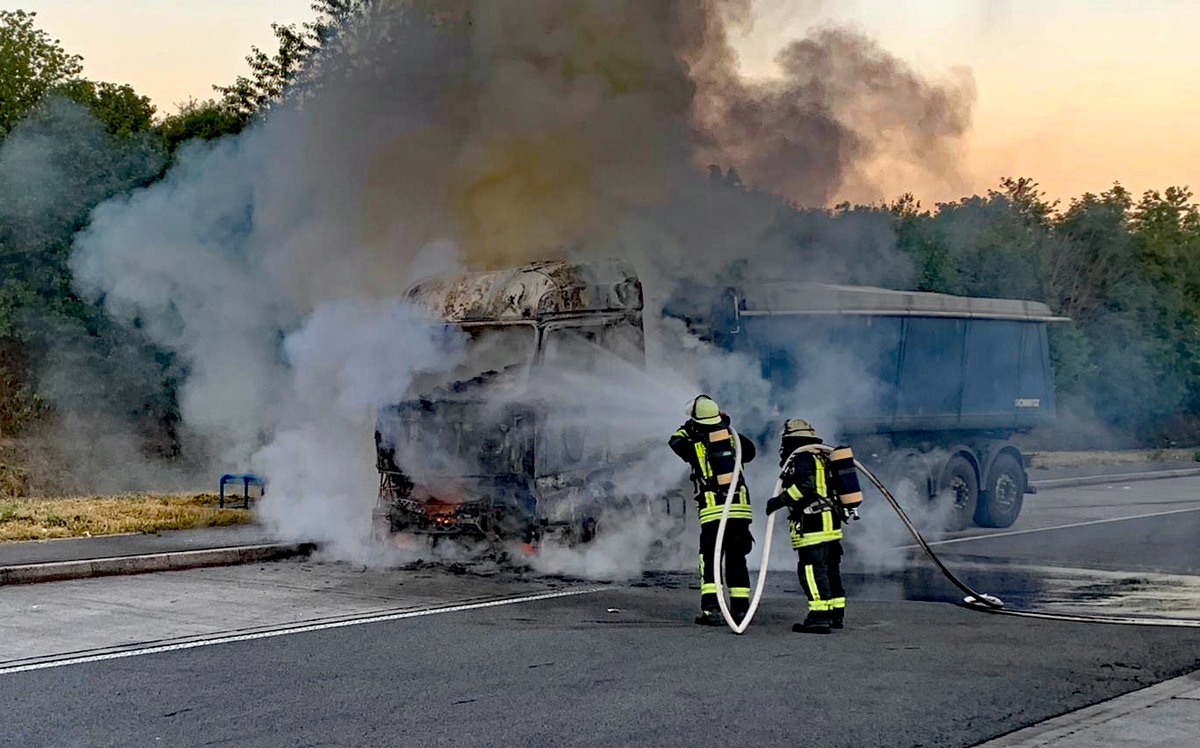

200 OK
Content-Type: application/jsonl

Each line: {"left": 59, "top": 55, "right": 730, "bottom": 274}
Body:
{"left": 219, "top": 474, "right": 265, "bottom": 509}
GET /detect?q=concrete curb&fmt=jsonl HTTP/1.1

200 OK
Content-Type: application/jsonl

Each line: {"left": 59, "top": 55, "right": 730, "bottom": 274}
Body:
{"left": 974, "top": 670, "right": 1200, "bottom": 746}
{"left": 1031, "top": 467, "right": 1200, "bottom": 491}
{"left": 0, "top": 542, "right": 317, "bottom": 586}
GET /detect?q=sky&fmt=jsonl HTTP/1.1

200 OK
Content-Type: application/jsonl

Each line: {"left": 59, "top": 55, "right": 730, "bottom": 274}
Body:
{"left": 14, "top": 0, "right": 1200, "bottom": 206}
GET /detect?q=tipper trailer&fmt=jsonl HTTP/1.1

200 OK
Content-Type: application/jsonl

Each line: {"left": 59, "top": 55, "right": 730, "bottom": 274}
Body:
{"left": 706, "top": 282, "right": 1067, "bottom": 528}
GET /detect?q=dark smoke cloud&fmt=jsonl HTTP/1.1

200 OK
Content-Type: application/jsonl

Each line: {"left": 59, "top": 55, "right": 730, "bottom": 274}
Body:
{"left": 61, "top": 1, "right": 975, "bottom": 560}
{"left": 688, "top": 23, "right": 975, "bottom": 206}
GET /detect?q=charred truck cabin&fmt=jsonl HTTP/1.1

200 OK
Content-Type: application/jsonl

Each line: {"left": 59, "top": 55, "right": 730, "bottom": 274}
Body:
{"left": 695, "top": 282, "right": 1066, "bottom": 529}
{"left": 373, "top": 259, "right": 646, "bottom": 543}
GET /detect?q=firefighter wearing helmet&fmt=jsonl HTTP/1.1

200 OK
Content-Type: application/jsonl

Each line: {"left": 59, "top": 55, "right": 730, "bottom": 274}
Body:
{"left": 669, "top": 395, "right": 757, "bottom": 626}
{"left": 765, "top": 418, "right": 849, "bottom": 634}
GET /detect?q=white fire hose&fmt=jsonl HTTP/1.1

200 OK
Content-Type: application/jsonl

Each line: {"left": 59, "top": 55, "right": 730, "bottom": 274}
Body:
{"left": 713, "top": 436, "right": 1200, "bottom": 631}
{"left": 712, "top": 435, "right": 822, "bottom": 634}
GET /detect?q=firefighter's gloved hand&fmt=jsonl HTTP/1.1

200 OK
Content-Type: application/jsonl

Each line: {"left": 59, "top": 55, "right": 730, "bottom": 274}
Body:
{"left": 842, "top": 507, "right": 860, "bottom": 522}
{"left": 765, "top": 496, "right": 786, "bottom": 515}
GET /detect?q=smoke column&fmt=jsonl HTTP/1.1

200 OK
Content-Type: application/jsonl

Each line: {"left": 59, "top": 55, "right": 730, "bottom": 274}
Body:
{"left": 67, "top": 1, "right": 975, "bottom": 565}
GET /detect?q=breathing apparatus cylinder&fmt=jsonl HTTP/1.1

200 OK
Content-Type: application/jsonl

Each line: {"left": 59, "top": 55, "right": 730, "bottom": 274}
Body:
{"left": 829, "top": 446, "right": 863, "bottom": 510}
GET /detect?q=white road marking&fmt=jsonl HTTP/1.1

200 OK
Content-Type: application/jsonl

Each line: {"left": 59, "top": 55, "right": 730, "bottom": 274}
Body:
{"left": 901, "top": 505, "right": 1200, "bottom": 549}
{"left": 0, "top": 587, "right": 603, "bottom": 676}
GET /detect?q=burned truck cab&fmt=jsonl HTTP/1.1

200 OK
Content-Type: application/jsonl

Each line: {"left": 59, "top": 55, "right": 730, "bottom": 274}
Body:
{"left": 373, "top": 259, "right": 644, "bottom": 544}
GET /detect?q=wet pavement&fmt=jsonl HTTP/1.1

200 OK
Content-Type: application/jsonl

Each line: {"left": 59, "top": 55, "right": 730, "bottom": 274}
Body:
{"left": 846, "top": 563, "right": 1200, "bottom": 621}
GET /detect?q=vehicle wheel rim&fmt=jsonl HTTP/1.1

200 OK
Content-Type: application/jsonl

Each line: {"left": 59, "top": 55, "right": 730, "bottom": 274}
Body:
{"left": 994, "top": 474, "right": 1019, "bottom": 510}
{"left": 949, "top": 476, "right": 969, "bottom": 510}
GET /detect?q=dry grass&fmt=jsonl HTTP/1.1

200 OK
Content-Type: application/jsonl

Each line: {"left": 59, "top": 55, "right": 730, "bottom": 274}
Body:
{"left": 0, "top": 493, "right": 252, "bottom": 542}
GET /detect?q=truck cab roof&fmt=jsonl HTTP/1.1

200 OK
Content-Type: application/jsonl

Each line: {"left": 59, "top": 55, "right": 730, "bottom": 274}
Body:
{"left": 405, "top": 259, "right": 643, "bottom": 323}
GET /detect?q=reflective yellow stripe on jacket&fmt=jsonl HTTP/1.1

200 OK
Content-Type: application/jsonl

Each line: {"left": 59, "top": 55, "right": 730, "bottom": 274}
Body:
{"left": 693, "top": 440, "right": 712, "bottom": 482}
{"left": 789, "top": 510, "right": 843, "bottom": 548}
{"left": 678, "top": 428, "right": 751, "bottom": 524}
{"left": 788, "top": 456, "right": 842, "bottom": 548}
{"left": 699, "top": 485, "right": 753, "bottom": 524}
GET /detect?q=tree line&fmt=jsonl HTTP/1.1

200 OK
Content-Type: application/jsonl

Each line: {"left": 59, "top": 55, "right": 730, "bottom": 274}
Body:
{"left": 1, "top": 5, "right": 1198, "bottom": 454}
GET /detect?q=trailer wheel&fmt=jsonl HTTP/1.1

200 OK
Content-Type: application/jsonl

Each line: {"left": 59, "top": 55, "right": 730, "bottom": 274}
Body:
{"left": 937, "top": 455, "right": 979, "bottom": 530}
{"left": 883, "top": 450, "right": 931, "bottom": 505}
{"left": 976, "top": 453, "right": 1024, "bottom": 528}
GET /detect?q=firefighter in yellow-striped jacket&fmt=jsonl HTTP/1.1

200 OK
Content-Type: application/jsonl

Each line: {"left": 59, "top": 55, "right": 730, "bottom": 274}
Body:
{"left": 765, "top": 418, "right": 846, "bottom": 634}
{"left": 669, "top": 395, "right": 757, "bottom": 626}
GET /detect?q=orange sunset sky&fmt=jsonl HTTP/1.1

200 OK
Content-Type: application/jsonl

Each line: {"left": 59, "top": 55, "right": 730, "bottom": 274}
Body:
{"left": 15, "top": 0, "right": 1200, "bottom": 207}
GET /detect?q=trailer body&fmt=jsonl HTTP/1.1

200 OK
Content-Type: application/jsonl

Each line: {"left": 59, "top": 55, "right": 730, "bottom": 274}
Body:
{"left": 715, "top": 282, "right": 1066, "bottom": 527}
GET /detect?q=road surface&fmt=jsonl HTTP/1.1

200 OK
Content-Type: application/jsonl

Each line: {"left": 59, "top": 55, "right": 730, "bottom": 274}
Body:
{"left": 3, "top": 475, "right": 1200, "bottom": 747}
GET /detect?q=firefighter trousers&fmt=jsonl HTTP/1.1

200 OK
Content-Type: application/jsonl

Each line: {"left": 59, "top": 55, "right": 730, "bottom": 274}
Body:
{"left": 699, "top": 518, "right": 752, "bottom": 613}
{"left": 797, "top": 540, "right": 845, "bottom": 622}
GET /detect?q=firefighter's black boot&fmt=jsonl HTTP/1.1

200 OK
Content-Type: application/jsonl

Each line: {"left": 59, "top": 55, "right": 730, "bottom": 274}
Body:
{"left": 694, "top": 609, "right": 723, "bottom": 626}
{"left": 792, "top": 613, "right": 832, "bottom": 634}
{"left": 830, "top": 610, "right": 844, "bottom": 630}
{"left": 731, "top": 598, "right": 750, "bottom": 625}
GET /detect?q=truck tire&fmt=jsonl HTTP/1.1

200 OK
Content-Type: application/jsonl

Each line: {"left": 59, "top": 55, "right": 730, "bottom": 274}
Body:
{"left": 976, "top": 452, "right": 1025, "bottom": 528}
{"left": 937, "top": 455, "right": 979, "bottom": 531}
{"left": 883, "top": 450, "right": 931, "bottom": 505}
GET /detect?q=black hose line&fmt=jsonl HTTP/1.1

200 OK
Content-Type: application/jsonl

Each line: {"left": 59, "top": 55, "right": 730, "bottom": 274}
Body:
{"left": 854, "top": 459, "right": 1200, "bottom": 628}
{"left": 854, "top": 459, "right": 1003, "bottom": 609}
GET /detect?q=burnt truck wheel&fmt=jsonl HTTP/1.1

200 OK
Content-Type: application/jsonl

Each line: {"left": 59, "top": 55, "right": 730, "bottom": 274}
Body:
{"left": 937, "top": 455, "right": 979, "bottom": 530}
{"left": 976, "top": 453, "right": 1025, "bottom": 528}
{"left": 585, "top": 495, "right": 639, "bottom": 541}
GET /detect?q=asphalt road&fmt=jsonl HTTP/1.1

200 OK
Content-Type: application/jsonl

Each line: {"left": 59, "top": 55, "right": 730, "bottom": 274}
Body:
{"left": 4, "top": 476, "right": 1200, "bottom": 748}
{"left": 4, "top": 582, "right": 1200, "bottom": 748}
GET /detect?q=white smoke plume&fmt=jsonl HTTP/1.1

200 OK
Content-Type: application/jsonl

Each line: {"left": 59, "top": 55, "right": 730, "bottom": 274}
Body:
{"left": 66, "top": 1, "right": 974, "bottom": 566}
{"left": 252, "top": 299, "right": 463, "bottom": 560}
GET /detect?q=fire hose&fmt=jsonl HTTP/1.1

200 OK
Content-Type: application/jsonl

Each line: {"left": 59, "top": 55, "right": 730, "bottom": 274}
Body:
{"left": 713, "top": 435, "right": 1200, "bottom": 632}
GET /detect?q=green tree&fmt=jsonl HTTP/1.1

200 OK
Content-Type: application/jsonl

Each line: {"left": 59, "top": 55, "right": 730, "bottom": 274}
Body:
{"left": 903, "top": 181, "right": 1052, "bottom": 301}
{"left": 1128, "top": 187, "right": 1200, "bottom": 440}
{"left": 54, "top": 79, "right": 156, "bottom": 135}
{"left": 215, "top": 22, "right": 319, "bottom": 119}
{"left": 213, "top": 0, "right": 374, "bottom": 120}
{"left": 1133, "top": 186, "right": 1200, "bottom": 294}
{"left": 0, "top": 98, "right": 168, "bottom": 435}
{"left": 0, "top": 9, "right": 83, "bottom": 136}
{"left": 1049, "top": 184, "right": 1135, "bottom": 323}
{"left": 157, "top": 98, "right": 245, "bottom": 154}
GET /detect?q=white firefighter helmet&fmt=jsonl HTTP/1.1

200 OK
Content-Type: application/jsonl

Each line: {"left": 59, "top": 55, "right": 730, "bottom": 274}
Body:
{"left": 687, "top": 395, "right": 722, "bottom": 426}
{"left": 782, "top": 418, "right": 818, "bottom": 440}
